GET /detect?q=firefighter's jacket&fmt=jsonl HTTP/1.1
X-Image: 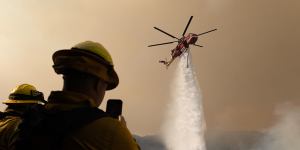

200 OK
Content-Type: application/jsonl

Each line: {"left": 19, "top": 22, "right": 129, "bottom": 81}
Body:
{"left": 41, "top": 91, "right": 140, "bottom": 150}
{"left": 0, "top": 110, "right": 22, "bottom": 150}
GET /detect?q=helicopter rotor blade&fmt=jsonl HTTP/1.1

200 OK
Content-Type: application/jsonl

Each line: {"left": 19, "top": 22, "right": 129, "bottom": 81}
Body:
{"left": 182, "top": 16, "right": 193, "bottom": 36}
{"left": 148, "top": 41, "right": 178, "bottom": 47}
{"left": 192, "top": 44, "right": 203, "bottom": 47}
{"left": 197, "top": 28, "right": 217, "bottom": 36}
{"left": 154, "top": 27, "right": 179, "bottom": 40}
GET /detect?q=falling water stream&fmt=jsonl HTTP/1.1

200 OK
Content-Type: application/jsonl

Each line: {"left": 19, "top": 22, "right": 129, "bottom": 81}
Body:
{"left": 162, "top": 53, "right": 206, "bottom": 150}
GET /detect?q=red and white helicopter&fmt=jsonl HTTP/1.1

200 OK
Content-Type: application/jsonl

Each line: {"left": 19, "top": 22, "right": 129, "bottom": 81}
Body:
{"left": 148, "top": 16, "right": 217, "bottom": 68}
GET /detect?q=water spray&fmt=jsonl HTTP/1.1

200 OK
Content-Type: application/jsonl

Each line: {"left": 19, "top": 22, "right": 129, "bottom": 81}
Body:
{"left": 161, "top": 53, "right": 206, "bottom": 150}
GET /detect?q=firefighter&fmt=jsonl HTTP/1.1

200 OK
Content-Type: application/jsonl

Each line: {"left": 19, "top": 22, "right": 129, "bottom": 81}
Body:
{"left": 19, "top": 41, "right": 140, "bottom": 150}
{"left": 0, "top": 84, "right": 46, "bottom": 150}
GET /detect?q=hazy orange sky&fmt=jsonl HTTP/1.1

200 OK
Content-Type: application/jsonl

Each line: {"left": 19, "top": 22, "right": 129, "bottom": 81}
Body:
{"left": 0, "top": 0, "right": 299, "bottom": 136}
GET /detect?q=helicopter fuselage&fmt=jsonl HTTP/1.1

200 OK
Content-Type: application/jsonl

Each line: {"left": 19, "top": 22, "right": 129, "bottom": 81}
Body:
{"left": 171, "top": 33, "right": 198, "bottom": 58}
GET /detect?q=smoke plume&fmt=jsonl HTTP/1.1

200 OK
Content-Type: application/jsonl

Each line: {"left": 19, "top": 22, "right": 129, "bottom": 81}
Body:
{"left": 251, "top": 104, "right": 300, "bottom": 150}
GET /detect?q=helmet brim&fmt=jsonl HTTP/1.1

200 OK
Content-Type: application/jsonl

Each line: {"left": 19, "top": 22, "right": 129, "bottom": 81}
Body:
{"left": 3, "top": 99, "right": 46, "bottom": 105}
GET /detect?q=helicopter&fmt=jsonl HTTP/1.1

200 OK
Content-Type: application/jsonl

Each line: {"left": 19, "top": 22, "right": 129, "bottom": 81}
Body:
{"left": 148, "top": 16, "right": 217, "bottom": 68}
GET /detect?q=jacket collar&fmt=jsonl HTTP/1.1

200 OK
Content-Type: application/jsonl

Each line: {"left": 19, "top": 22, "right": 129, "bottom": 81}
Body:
{"left": 46, "top": 91, "right": 98, "bottom": 111}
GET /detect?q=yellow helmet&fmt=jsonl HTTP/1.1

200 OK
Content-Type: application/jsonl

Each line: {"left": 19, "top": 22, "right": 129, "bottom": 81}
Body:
{"left": 3, "top": 84, "right": 46, "bottom": 105}
{"left": 73, "top": 41, "right": 114, "bottom": 65}
{"left": 52, "top": 41, "right": 119, "bottom": 90}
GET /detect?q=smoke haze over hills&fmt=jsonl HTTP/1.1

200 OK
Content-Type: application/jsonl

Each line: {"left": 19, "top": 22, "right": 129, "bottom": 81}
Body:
{"left": 136, "top": 105, "right": 300, "bottom": 150}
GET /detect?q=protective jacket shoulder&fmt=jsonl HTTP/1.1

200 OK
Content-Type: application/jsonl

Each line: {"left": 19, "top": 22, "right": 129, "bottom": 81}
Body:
{"left": 62, "top": 117, "right": 140, "bottom": 150}
{"left": 0, "top": 113, "right": 22, "bottom": 150}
